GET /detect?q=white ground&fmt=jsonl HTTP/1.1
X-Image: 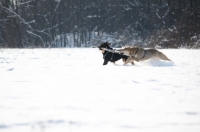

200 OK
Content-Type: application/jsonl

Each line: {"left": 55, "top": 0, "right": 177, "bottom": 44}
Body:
{"left": 0, "top": 48, "right": 200, "bottom": 132}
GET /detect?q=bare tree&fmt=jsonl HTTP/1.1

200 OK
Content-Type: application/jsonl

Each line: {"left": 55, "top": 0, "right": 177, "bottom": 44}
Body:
{"left": 0, "top": 0, "right": 199, "bottom": 48}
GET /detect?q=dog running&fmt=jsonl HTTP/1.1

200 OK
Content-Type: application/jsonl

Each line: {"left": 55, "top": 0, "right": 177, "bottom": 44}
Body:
{"left": 118, "top": 46, "right": 172, "bottom": 64}
{"left": 98, "top": 42, "right": 135, "bottom": 65}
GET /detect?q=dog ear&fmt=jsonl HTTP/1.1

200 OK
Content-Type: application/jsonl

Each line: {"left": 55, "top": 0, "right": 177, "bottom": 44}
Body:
{"left": 128, "top": 47, "right": 131, "bottom": 55}
{"left": 129, "top": 47, "right": 134, "bottom": 56}
{"left": 108, "top": 43, "right": 111, "bottom": 45}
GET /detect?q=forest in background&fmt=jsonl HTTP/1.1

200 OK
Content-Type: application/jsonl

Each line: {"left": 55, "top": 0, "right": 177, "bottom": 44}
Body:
{"left": 0, "top": 0, "right": 200, "bottom": 48}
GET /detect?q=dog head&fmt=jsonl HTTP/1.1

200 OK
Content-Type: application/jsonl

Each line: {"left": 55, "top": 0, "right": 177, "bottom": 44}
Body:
{"left": 97, "top": 42, "right": 113, "bottom": 51}
{"left": 118, "top": 46, "right": 138, "bottom": 56}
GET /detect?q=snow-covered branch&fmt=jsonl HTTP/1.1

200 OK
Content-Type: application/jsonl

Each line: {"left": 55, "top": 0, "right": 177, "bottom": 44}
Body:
{"left": 1, "top": 6, "right": 33, "bottom": 30}
{"left": 26, "top": 30, "right": 44, "bottom": 46}
{"left": 17, "top": 1, "right": 32, "bottom": 6}
{"left": 51, "top": 0, "right": 62, "bottom": 20}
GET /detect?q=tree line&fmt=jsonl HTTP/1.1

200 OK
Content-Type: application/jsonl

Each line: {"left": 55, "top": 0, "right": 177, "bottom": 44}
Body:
{"left": 0, "top": 0, "right": 200, "bottom": 48}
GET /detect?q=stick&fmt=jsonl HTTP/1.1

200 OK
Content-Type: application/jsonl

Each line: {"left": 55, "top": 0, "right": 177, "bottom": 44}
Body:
{"left": 101, "top": 48, "right": 121, "bottom": 54}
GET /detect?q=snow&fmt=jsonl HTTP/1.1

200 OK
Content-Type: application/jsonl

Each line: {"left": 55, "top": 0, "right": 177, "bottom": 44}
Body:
{"left": 0, "top": 48, "right": 200, "bottom": 132}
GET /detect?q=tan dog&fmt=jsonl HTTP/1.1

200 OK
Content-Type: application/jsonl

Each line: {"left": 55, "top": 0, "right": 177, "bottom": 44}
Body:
{"left": 118, "top": 46, "right": 172, "bottom": 64}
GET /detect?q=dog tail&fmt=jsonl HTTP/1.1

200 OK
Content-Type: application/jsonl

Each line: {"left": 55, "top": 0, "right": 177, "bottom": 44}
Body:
{"left": 157, "top": 52, "right": 171, "bottom": 61}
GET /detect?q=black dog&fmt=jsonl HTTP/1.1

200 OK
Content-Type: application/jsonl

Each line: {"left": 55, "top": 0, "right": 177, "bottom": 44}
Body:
{"left": 98, "top": 42, "right": 130, "bottom": 65}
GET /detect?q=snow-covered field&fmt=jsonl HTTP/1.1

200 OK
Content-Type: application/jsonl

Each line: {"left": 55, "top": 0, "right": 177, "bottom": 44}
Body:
{"left": 0, "top": 48, "right": 200, "bottom": 132}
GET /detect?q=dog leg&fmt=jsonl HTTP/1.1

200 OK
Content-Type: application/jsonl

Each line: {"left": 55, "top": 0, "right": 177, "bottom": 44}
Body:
{"left": 123, "top": 58, "right": 130, "bottom": 65}
{"left": 133, "top": 57, "right": 139, "bottom": 62}
{"left": 123, "top": 57, "right": 133, "bottom": 65}
{"left": 103, "top": 60, "right": 109, "bottom": 65}
{"left": 128, "top": 56, "right": 139, "bottom": 62}
{"left": 112, "top": 62, "right": 117, "bottom": 65}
